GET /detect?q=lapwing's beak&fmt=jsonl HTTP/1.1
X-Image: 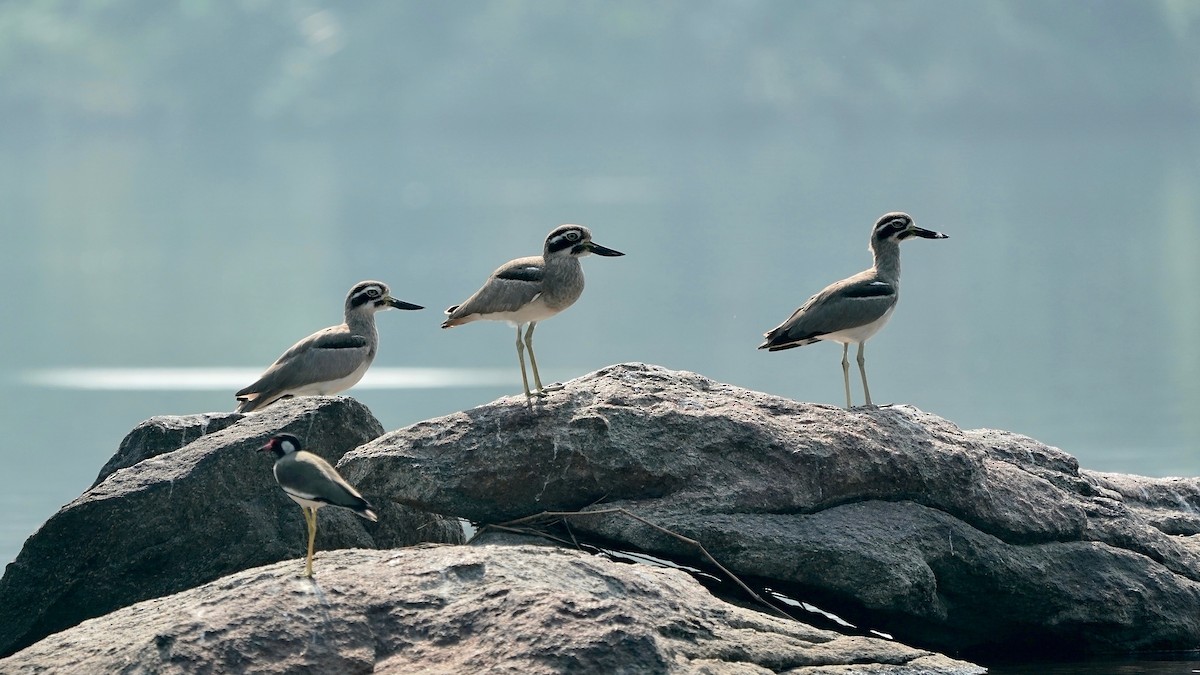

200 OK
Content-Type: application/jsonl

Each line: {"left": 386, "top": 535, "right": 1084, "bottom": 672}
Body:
{"left": 385, "top": 296, "right": 425, "bottom": 310}
{"left": 586, "top": 242, "right": 625, "bottom": 257}
{"left": 909, "top": 226, "right": 948, "bottom": 240}
{"left": 257, "top": 440, "right": 274, "bottom": 453}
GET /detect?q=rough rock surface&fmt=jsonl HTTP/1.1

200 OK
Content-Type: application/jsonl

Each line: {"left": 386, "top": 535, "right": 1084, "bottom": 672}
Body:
{"left": 0, "top": 397, "right": 463, "bottom": 659}
{"left": 92, "top": 412, "right": 242, "bottom": 486}
{"left": 0, "top": 545, "right": 985, "bottom": 675}
{"left": 342, "top": 363, "right": 1200, "bottom": 657}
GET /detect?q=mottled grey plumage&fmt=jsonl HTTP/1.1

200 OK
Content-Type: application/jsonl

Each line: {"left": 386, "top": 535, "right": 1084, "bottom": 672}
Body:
{"left": 236, "top": 280, "right": 422, "bottom": 412}
{"left": 442, "top": 224, "right": 624, "bottom": 398}
{"left": 259, "top": 433, "right": 377, "bottom": 578}
{"left": 759, "top": 212, "right": 947, "bottom": 408}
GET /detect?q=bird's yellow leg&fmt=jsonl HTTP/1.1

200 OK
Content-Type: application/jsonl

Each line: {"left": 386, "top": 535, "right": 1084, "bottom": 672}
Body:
{"left": 857, "top": 342, "right": 872, "bottom": 407}
{"left": 841, "top": 343, "right": 852, "bottom": 409}
{"left": 300, "top": 506, "right": 315, "bottom": 552}
{"left": 515, "top": 325, "right": 535, "bottom": 398}
{"left": 524, "top": 322, "right": 560, "bottom": 394}
{"left": 304, "top": 507, "right": 317, "bottom": 578}
{"left": 524, "top": 322, "right": 544, "bottom": 392}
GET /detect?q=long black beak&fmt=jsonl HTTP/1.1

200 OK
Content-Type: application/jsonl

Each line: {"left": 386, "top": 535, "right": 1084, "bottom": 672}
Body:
{"left": 587, "top": 242, "right": 625, "bottom": 257}
{"left": 910, "top": 226, "right": 948, "bottom": 240}
{"left": 386, "top": 297, "right": 425, "bottom": 310}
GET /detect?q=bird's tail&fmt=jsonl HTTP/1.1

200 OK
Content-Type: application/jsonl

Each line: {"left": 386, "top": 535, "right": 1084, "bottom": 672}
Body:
{"left": 758, "top": 329, "right": 820, "bottom": 351}
{"left": 235, "top": 396, "right": 260, "bottom": 413}
{"left": 442, "top": 304, "right": 471, "bottom": 329}
{"left": 356, "top": 502, "right": 379, "bottom": 522}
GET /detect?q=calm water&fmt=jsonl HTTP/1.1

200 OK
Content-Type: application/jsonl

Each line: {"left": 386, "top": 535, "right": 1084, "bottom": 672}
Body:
{"left": 3, "top": 130, "right": 1196, "bottom": 569}
{"left": 987, "top": 656, "right": 1200, "bottom": 675}
{"left": 1, "top": 3, "right": 1197, "bottom": 667}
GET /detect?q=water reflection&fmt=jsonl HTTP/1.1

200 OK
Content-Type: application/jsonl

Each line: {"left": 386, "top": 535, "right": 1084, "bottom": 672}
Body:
{"left": 986, "top": 655, "right": 1200, "bottom": 675}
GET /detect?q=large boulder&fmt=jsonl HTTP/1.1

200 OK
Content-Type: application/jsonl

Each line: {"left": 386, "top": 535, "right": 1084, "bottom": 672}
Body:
{"left": 0, "top": 397, "right": 463, "bottom": 659}
{"left": 341, "top": 363, "right": 1200, "bottom": 658}
{"left": 0, "top": 545, "right": 985, "bottom": 674}
{"left": 91, "top": 412, "right": 243, "bottom": 487}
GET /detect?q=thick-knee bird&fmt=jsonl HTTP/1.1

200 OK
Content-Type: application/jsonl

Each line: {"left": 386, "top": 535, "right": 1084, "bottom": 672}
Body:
{"left": 442, "top": 225, "right": 623, "bottom": 398}
{"left": 759, "top": 212, "right": 947, "bottom": 408}
{"left": 236, "top": 280, "right": 422, "bottom": 412}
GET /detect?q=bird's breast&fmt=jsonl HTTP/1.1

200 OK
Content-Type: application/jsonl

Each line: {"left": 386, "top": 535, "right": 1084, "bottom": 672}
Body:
{"left": 539, "top": 260, "right": 586, "bottom": 310}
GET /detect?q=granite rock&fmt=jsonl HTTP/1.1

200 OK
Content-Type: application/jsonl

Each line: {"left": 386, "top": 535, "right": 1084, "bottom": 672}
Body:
{"left": 342, "top": 363, "right": 1200, "bottom": 657}
{"left": 0, "top": 397, "right": 463, "bottom": 658}
{"left": 0, "top": 545, "right": 985, "bottom": 675}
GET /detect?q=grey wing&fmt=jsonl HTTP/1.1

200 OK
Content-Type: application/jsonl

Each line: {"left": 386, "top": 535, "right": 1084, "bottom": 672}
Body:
{"left": 761, "top": 273, "right": 896, "bottom": 348}
{"left": 274, "top": 452, "right": 374, "bottom": 516}
{"left": 236, "top": 327, "right": 370, "bottom": 405}
{"left": 445, "top": 256, "right": 544, "bottom": 322}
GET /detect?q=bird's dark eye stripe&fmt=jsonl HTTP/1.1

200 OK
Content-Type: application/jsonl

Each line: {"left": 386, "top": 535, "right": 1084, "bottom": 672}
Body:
{"left": 349, "top": 285, "right": 384, "bottom": 307}
{"left": 546, "top": 233, "right": 579, "bottom": 253}
{"left": 875, "top": 219, "right": 909, "bottom": 237}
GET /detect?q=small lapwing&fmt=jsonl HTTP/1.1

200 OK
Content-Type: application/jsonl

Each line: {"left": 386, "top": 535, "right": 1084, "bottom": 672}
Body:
{"left": 236, "top": 280, "right": 422, "bottom": 412}
{"left": 442, "top": 224, "right": 624, "bottom": 398}
{"left": 259, "top": 433, "right": 377, "bottom": 578}
{"left": 759, "top": 212, "right": 947, "bottom": 408}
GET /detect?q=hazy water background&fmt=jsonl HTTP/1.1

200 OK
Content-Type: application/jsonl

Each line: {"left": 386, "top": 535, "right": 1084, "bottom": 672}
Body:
{"left": 0, "top": 3, "right": 1198, "bottom": 667}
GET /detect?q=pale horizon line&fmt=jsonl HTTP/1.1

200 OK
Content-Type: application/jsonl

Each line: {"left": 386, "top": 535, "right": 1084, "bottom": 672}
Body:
{"left": 19, "top": 367, "right": 533, "bottom": 391}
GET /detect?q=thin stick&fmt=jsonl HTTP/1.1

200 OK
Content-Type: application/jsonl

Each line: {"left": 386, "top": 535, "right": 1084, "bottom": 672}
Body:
{"left": 474, "top": 523, "right": 580, "bottom": 549}
{"left": 492, "top": 507, "right": 794, "bottom": 621}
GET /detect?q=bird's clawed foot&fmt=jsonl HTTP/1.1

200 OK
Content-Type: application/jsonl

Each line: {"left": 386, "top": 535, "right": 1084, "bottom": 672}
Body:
{"left": 846, "top": 402, "right": 889, "bottom": 411}
{"left": 522, "top": 383, "right": 564, "bottom": 399}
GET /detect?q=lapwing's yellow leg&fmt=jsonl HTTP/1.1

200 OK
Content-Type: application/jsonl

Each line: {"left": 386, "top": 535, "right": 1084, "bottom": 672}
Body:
{"left": 304, "top": 507, "right": 317, "bottom": 578}
{"left": 841, "top": 343, "right": 852, "bottom": 409}
{"left": 857, "top": 342, "right": 872, "bottom": 407}
{"left": 514, "top": 324, "right": 534, "bottom": 398}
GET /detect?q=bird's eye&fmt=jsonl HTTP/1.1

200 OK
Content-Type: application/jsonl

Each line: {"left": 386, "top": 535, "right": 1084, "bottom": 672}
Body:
{"left": 367, "top": 288, "right": 381, "bottom": 298}
{"left": 566, "top": 231, "right": 580, "bottom": 241}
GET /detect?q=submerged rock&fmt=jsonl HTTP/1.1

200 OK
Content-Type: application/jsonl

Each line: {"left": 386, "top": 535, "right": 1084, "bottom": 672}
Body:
{"left": 342, "top": 362, "right": 1200, "bottom": 657}
{"left": 0, "top": 545, "right": 985, "bottom": 675}
{"left": 0, "top": 397, "right": 463, "bottom": 659}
